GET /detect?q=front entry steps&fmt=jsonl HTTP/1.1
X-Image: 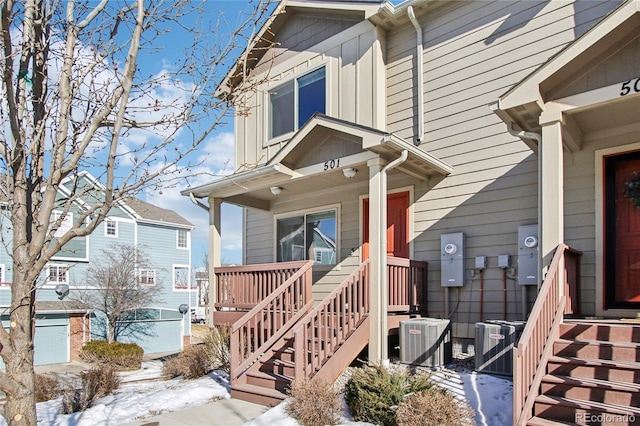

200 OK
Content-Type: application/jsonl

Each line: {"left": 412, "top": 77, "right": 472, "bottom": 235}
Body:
{"left": 529, "top": 321, "right": 640, "bottom": 425}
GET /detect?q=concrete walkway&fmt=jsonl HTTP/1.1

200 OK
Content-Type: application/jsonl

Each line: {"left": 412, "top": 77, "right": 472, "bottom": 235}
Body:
{"left": 119, "top": 398, "right": 268, "bottom": 426}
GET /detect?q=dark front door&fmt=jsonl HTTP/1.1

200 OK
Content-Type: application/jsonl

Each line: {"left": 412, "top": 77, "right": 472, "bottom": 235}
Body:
{"left": 605, "top": 151, "right": 640, "bottom": 308}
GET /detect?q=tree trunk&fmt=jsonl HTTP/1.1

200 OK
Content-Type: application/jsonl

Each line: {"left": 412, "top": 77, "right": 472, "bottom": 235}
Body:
{"left": 3, "top": 278, "right": 37, "bottom": 425}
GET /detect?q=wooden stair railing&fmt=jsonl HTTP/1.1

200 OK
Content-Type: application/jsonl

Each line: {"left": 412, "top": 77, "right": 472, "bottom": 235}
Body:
{"left": 513, "top": 244, "right": 582, "bottom": 426}
{"left": 229, "top": 260, "right": 314, "bottom": 387}
{"left": 216, "top": 261, "right": 307, "bottom": 311}
{"left": 292, "top": 260, "right": 370, "bottom": 381}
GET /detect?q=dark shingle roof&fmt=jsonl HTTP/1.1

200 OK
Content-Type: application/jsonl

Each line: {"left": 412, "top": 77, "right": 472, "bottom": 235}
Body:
{"left": 123, "top": 197, "right": 193, "bottom": 228}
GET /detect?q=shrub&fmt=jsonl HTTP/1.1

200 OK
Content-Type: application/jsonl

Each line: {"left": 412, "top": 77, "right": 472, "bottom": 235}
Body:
{"left": 163, "top": 344, "right": 210, "bottom": 379}
{"left": 35, "top": 374, "right": 62, "bottom": 402}
{"left": 200, "top": 326, "right": 231, "bottom": 373}
{"left": 285, "top": 377, "right": 342, "bottom": 426}
{"left": 60, "top": 365, "right": 120, "bottom": 414}
{"left": 396, "top": 387, "right": 476, "bottom": 426}
{"left": 344, "top": 365, "right": 434, "bottom": 426}
{"left": 80, "top": 340, "right": 143, "bottom": 370}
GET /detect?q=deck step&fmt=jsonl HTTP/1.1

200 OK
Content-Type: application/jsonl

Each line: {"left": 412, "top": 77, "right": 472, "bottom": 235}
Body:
{"left": 541, "top": 374, "right": 640, "bottom": 406}
{"left": 527, "top": 416, "right": 576, "bottom": 426}
{"left": 245, "top": 369, "right": 292, "bottom": 392}
{"left": 553, "top": 338, "right": 640, "bottom": 361}
{"left": 546, "top": 355, "right": 640, "bottom": 384}
{"left": 560, "top": 322, "right": 640, "bottom": 343}
{"left": 534, "top": 394, "right": 640, "bottom": 425}
{"left": 231, "top": 383, "right": 287, "bottom": 407}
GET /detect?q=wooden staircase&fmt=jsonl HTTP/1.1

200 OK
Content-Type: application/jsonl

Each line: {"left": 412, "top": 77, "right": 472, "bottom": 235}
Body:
{"left": 529, "top": 321, "right": 640, "bottom": 425}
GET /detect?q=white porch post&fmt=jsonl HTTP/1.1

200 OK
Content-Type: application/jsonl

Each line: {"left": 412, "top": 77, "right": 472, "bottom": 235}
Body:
{"left": 368, "top": 157, "right": 388, "bottom": 366}
{"left": 539, "top": 114, "right": 565, "bottom": 276}
{"left": 208, "top": 197, "right": 222, "bottom": 327}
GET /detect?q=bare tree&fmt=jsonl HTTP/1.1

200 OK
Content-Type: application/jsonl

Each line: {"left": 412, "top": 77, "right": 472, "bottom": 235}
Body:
{"left": 72, "top": 244, "right": 159, "bottom": 344}
{"left": 0, "top": 0, "right": 276, "bottom": 423}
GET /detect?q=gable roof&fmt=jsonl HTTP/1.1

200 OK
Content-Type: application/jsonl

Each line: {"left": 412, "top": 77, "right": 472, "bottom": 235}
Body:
{"left": 123, "top": 197, "right": 193, "bottom": 228}
{"left": 492, "top": 0, "right": 640, "bottom": 142}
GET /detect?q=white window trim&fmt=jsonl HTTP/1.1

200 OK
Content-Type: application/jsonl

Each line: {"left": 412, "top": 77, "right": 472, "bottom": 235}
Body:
{"left": 0, "top": 263, "right": 5, "bottom": 285}
{"left": 104, "top": 219, "right": 118, "bottom": 237}
{"left": 176, "top": 229, "right": 189, "bottom": 250}
{"left": 139, "top": 269, "right": 156, "bottom": 286}
{"left": 265, "top": 64, "right": 328, "bottom": 146}
{"left": 172, "top": 264, "right": 190, "bottom": 291}
{"left": 273, "top": 203, "right": 340, "bottom": 269}
{"left": 47, "top": 264, "right": 69, "bottom": 285}
{"left": 52, "top": 210, "right": 73, "bottom": 237}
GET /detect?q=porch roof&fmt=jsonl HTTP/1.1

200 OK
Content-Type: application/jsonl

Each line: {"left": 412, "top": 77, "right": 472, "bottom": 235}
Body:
{"left": 182, "top": 114, "right": 452, "bottom": 210}
{"left": 491, "top": 0, "right": 640, "bottom": 151}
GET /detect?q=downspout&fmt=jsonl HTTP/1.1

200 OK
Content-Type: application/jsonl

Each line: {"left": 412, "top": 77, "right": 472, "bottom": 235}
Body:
{"left": 378, "top": 149, "right": 408, "bottom": 367}
{"left": 408, "top": 6, "right": 424, "bottom": 146}
{"left": 507, "top": 123, "right": 542, "bottom": 319}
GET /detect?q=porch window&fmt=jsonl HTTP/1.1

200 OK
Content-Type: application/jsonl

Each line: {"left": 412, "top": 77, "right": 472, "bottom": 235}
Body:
{"left": 269, "top": 67, "right": 326, "bottom": 139}
{"left": 276, "top": 209, "right": 336, "bottom": 265}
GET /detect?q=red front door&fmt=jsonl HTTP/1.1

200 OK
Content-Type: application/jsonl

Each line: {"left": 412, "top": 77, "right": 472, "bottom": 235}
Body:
{"left": 605, "top": 151, "right": 640, "bottom": 307}
{"left": 362, "top": 191, "right": 410, "bottom": 260}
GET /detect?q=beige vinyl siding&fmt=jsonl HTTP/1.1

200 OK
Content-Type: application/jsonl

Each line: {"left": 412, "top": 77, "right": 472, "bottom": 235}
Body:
{"left": 384, "top": 0, "right": 619, "bottom": 324}
{"left": 235, "top": 18, "right": 381, "bottom": 169}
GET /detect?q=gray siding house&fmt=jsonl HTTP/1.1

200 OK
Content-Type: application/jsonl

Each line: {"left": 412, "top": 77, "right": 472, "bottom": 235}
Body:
{"left": 1, "top": 171, "right": 196, "bottom": 364}
{"left": 184, "top": 1, "right": 640, "bottom": 423}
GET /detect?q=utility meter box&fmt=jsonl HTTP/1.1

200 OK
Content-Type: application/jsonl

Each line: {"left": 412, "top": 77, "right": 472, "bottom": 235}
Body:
{"left": 517, "top": 225, "right": 538, "bottom": 285}
{"left": 441, "top": 232, "right": 464, "bottom": 287}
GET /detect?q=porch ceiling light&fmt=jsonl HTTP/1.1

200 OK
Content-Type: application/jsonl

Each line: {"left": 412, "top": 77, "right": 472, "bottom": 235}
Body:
{"left": 270, "top": 186, "right": 283, "bottom": 196}
{"left": 343, "top": 167, "right": 357, "bottom": 179}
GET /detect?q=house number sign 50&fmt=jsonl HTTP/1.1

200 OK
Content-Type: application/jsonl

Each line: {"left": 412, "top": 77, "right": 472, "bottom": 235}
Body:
{"left": 620, "top": 78, "right": 640, "bottom": 96}
{"left": 323, "top": 159, "right": 340, "bottom": 170}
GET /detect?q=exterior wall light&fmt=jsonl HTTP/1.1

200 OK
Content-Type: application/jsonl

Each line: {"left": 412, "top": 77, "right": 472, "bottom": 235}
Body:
{"left": 343, "top": 168, "right": 357, "bottom": 178}
{"left": 270, "top": 186, "right": 283, "bottom": 196}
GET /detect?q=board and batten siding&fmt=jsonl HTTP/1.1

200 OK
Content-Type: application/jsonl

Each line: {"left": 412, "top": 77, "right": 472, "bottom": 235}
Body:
{"left": 234, "top": 18, "right": 381, "bottom": 170}
{"left": 384, "top": 0, "right": 620, "bottom": 331}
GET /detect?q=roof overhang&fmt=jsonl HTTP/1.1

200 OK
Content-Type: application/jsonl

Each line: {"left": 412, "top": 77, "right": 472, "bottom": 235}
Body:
{"left": 182, "top": 115, "right": 452, "bottom": 210}
{"left": 491, "top": 0, "right": 640, "bottom": 151}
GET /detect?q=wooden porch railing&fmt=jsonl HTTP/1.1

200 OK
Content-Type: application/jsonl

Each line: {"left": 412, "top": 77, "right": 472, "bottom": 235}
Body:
{"left": 229, "top": 261, "right": 314, "bottom": 386}
{"left": 387, "top": 257, "right": 428, "bottom": 313}
{"left": 215, "top": 261, "right": 307, "bottom": 310}
{"left": 292, "top": 260, "right": 370, "bottom": 380}
{"left": 513, "top": 244, "right": 582, "bottom": 426}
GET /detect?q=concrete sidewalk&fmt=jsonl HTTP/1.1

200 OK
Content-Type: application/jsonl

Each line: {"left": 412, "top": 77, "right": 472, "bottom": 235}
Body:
{"left": 119, "top": 398, "right": 268, "bottom": 426}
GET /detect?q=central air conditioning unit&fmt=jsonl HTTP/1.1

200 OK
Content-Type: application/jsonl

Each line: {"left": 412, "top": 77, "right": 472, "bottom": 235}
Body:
{"left": 400, "top": 318, "right": 452, "bottom": 367}
{"left": 475, "top": 320, "right": 525, "bottom": 376}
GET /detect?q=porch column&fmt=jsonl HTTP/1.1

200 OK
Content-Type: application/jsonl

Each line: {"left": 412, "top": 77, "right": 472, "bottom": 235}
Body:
{"left": 208, "top": 197, "right": 222, "bottom": 327}
{"left": 367, "top": 157, "right": 388, "bottom": 366}
{"left": 539, "top": 113, "right": 565, "bottom": 273}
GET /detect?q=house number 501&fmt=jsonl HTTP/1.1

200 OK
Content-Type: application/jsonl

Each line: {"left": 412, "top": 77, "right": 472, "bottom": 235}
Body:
{"left": 323, "top": 159, "right": 340, "bottom": 170}
{"left": 620, "top": 78, "right": 640, "bottom": 96}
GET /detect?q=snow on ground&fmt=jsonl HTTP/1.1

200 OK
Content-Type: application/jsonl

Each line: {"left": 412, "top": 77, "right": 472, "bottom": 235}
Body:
{"left": 29, "top": 361, "right": 231, "bottom": 426}
{"left": 2, "top": 360, "right": 513, "bottom": 426}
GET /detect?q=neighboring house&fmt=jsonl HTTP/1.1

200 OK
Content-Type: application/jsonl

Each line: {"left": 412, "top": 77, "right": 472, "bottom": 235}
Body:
{"left": 183, "top": 0, "right": 640, "bottom": 422}
{"left": 0, "top": 171, "right": 195, "bottom": 365}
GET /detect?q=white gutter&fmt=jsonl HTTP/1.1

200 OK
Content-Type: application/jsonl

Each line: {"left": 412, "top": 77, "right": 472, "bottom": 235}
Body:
{"left": 189, "top": 193, "right": 210, "bottom": 212}
{"left": 408, "top": 6, "right": 424, "bottom": 145}
{"left": 377, "top": 149, "right": 409, "bottom": 367}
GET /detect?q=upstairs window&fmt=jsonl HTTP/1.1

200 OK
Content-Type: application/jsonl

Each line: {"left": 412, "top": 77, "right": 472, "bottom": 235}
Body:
{"left": 177, "top": 229, "right": 188, "bottom": 249}
{"left": 270, "top": 67, "right": 326, "bottom": 139}
{"left": 105, "top": 219, "right": 117, "bottom": 237}
{"left": 276, "top": 209, "right": 336, "bottom": 265}
{"left": 51, "top": 211, "right": 73, "bottom": 237}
